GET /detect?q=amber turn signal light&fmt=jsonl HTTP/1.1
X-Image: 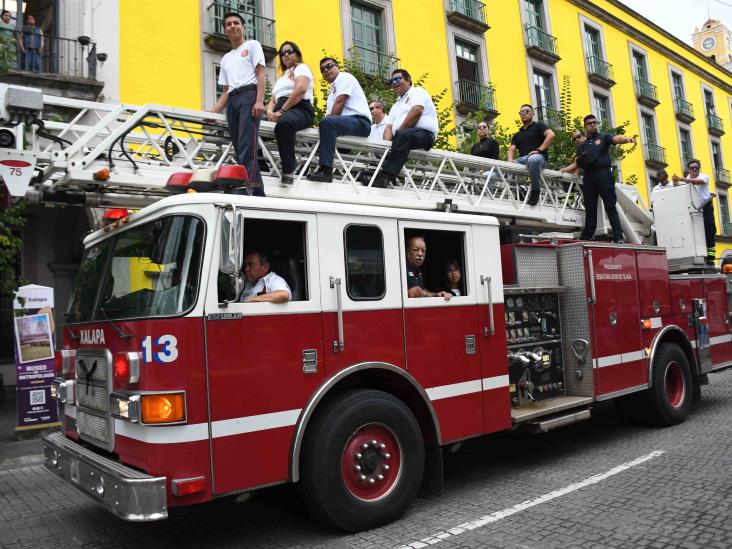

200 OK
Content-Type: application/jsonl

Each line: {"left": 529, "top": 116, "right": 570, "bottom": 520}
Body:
{"left": 141, "top": 393, "right": 185, "bottom": 424}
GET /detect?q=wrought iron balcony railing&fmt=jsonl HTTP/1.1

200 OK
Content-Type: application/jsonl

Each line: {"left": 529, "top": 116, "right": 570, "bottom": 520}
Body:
{"left": 674, "top": 97, "right": 694, "bottom": 121}
{"left": 348, "top": 45, "right": 399, "bottom": 79}
{"left": 525, "top": 25, "right": 558, "bottom": 57}
{"left": 537, "top": 104, "right": 563, "bottom": 128}
{"left": 716, "top": 167, "right": 731, "bottom": 185}
{"left": 455, "top": 79, "right": 496, "bottom": 112}
{"left": 635, "top": 78, "right": 659, "bottom": 105}
{"left": 587, "top": 55, "right": 614, "bottom": 83}
{"left": 10, "top": 33, "right": 100, "bottom": 79}
{"left": 207, "top": 1, "right": 276, "bottom": 50}
{"left": 645, "top": 143, "right": 667, "bottom": 165}
{"left": 707, "top": 113, "right": 725, "bottom": 135}
{"left": 449, "top": 0, "right": 486, "bottom": 23}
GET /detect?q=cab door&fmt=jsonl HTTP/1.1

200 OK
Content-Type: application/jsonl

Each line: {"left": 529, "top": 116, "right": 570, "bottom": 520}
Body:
{"left": 398, "top": 221, "right": 483, "bottom": 443}
{"left": 203, "top": 209, "right": 324, "bottom": 495}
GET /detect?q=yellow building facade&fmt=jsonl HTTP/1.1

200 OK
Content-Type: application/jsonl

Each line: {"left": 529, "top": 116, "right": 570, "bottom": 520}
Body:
{"left": 116, "top": 0, "right": 732, "bottom": 257}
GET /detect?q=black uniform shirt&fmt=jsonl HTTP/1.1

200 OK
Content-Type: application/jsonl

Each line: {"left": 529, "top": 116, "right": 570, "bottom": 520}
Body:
{"left": 510, "top": 121, "right": 550, "bottom": 160}
{"left": 576, "top": 132, "right": 614, "bottom": 171}
{"left": 406, "top": 262, "right": 425, "bottom": 290}
{"left": 471, "top": 137, "right": 499, "bottom": 160}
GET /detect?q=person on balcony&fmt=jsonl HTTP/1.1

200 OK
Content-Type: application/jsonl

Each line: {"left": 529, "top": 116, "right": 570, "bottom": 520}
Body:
{"left": 306, "top": 57, "right": 371, "bottom": 183}
{"left": 0, "top": 11, "right": 17, "bottom": 68}
{"left": 673, "top": 159, "right": 717, "bottom": 265}
{"left": 507, "top": 104, "right": 555, "bottom": 206}
{"left": 209, "top": 12, "right": 266, "bottom": 196}
{"left": 372, "top": 69, "right": 439, "bottom": 188}
{"left": 368, "top": 101, "right": 389, "bottom": 141}
{"left": 560, "top": 114, "right": 635, "bottom": 244}
{"left": 470, "top": 121, "right": 499, "bottom": 160}
{"left": 266, "top": 41, "right": 314, "bottom": 185}
{"left": 20, "top": 14, "right": 43, "bottom": 73}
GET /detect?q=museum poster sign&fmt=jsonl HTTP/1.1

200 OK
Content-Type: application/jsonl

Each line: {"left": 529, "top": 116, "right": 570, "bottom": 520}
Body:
{"left": 13, "top": 284, "right": 58, "bottom": 429}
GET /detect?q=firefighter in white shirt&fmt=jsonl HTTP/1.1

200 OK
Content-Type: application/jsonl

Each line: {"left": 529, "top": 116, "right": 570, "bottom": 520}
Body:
{"left": 368, "top": 101, "right": 389, "bottom": 141}
{"left": 373, "top": 69, "right": 439, "bottom": 188}
{"left": 240, "top": 251, "right": 292, "bottom": 303}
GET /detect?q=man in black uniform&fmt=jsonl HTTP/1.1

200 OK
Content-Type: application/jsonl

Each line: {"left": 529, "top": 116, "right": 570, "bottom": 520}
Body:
{"left": 470, "top": 121, "right": 499, "bottom": 159}
{"left": 405, "top": 235, "right": 452, "bottom": 299}
{"left": 507, "top": 105, "right": 555, "bottom": 206}
{"left": 561, "top": 114, "right": 635, "bottom": 243}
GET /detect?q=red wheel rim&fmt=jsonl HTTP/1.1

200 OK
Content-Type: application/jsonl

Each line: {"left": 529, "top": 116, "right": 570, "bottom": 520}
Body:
{"left": 341, "top": 423, "right": 402, "bottom": 502}
{"left": 664, "top": 361, "right": 685, "bottom": 407}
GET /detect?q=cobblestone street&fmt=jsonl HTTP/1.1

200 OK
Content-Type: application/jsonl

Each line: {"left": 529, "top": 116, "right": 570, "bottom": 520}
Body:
{"left": 3, "top": 369, "right": 732, "bottom": 549}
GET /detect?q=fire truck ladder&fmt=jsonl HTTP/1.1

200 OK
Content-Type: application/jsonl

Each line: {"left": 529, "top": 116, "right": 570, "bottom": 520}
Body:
{"left": 11, "top": 86, "right": 653, "bottom": 241}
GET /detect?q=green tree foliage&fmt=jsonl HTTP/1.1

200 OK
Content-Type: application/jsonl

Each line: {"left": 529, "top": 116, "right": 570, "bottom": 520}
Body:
{"left": 0, "top": 198, "right": 27, "bottom": 295}
{"left": 0, "top": 34, "right": 15, "bottom": 73}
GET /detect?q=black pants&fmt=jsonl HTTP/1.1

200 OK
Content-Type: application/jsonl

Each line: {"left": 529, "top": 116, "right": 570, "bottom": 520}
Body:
{"left": 703, "top": 202, "right": 716, "bottom": 258}
{"left": 580, "top": 168, "right": 622, "bottom": 241}
{"left": 273, "top": 96, "right": 314, "bottom": 174}
{"left": 226, "top": 87, "right": 264, "bottom": 197}
{"left": 382, "top": 127, "right": 435, "bottom": 176}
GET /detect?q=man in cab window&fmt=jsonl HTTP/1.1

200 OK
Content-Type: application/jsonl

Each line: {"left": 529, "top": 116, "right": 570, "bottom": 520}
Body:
{"left": 405, "top": 235, "right": 452, "bottom": 300}
{"left": 240, "top": 251, "right": 291, "bottom": 303}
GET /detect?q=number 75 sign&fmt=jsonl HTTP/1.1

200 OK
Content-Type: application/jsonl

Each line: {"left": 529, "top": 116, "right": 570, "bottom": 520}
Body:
{"left": 0, "top": 149, "right": 36, "bottom": 197}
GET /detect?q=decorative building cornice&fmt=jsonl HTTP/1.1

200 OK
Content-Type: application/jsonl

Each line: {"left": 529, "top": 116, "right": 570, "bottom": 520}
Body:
{"left": 567, "top": 0, "right": 732, "bottom": 95}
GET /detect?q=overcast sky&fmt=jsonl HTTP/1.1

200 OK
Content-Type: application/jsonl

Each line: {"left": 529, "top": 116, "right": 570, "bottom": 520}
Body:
{"left": 618, "top": 0, "right": 732, "bottom": 45}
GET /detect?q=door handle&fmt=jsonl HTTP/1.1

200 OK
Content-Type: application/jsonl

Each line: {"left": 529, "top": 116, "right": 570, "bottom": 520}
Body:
{"left": 480, "top": 275, "right": 495, "bottom": 336}
{"left": 330, "top": 276, "right": 344, "bottom": 352}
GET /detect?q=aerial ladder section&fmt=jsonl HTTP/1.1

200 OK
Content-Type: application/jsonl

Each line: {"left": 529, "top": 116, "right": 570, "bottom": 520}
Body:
{"left": 0, "top": 83, "right": 654, "bottom": 242}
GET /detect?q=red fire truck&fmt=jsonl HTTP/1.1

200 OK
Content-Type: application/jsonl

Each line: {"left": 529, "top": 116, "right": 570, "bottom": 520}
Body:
{"left": 43, "top": 184, "right": 732, "bottom": 532}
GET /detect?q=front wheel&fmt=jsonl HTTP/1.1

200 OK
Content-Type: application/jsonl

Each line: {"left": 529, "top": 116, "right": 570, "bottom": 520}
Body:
{"left": 643, "top": 343, "right": 692, "bottom": 426}
{"left": 299, "top": 389, "right": 425, "bottom": 532}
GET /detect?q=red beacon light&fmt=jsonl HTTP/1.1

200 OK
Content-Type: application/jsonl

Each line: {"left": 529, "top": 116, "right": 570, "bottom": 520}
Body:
{"left": 214, "top": 164, "right": 249, "bottom": 192}
{"left": 165, "top": 171, "right": 193, "bottom": 194}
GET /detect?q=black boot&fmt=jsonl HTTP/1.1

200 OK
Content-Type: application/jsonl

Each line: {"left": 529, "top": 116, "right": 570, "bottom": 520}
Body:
{"left": 307, "top": 165, "right": 333, "bottom": 182}
{"left": 527, "top": 189, "right": 540, "bottom": 206}
{"left": 372, "top": 172, "right": 394, "bottom": 188}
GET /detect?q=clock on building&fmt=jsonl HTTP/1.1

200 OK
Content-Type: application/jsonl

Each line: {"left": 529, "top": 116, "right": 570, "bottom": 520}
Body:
{"left": 702, "top": 37, "right": 716, "bottom": 50}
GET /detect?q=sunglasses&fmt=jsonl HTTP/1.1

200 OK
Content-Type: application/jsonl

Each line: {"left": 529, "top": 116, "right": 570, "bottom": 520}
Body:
{"left": 585, "top": 120, "right": 598, "bottom": 125}
{"left": 389, "top": 75, "right": 404, "bottom": 86}
{"left": 369, "top": 105, "right": 380, "bottom": 111}
{"left": 477, "top": 125, "right": 488, "bottom": 129}
{"left": 280, "top": 48, "right": 295, "bottom": 57}
{"left": 320, "top": 62, "right": 337, "bottom": 73}
{"left": 688, "top": 166, "right": 700, "bottom": 171}
{"left": 519, "top": 108, "right": 533, "bottom": 115}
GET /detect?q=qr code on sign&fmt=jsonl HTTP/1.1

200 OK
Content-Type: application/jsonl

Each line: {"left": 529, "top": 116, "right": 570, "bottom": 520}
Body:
{"left": 30, "top": 390, "right": 46, "bottom": 406}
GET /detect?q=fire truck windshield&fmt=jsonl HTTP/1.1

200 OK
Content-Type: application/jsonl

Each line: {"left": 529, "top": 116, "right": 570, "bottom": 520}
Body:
{"left": 66, "top": 215, "right": 205, "bottom": 323}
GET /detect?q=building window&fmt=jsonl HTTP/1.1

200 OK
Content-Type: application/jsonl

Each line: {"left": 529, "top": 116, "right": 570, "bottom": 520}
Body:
{"left": 350, "top": 2, "right": 387, "bottom": 77}
{"left": 679, "top": 128, "right": 692, "bottom": 167}
{"left": 584, "top": 25, "right": 602, "bottom": 58}
{"left": 704, "top": 89, "right": 716, "bottom": 115}
{"left": 711, "top": 141, "right": 723, "bottom": 171}
{"left": 671, "top": 72, "right": 685, "bottom": 100}
{"left": 525, "top": 0, "right": 546, "bottom": 30}
{"left": 593, "top": 92, "right": 610, "bottom": 124}
{"left": 533, "top": 69, "right": 559, "bottom": 125}
{"left": 719, "top": 192, "right": 731, "bottom": 237}
{"left": 345, "top": 225, "right": 386, "bottom": 300}
{"left": 632, "top": 51, "right": 649, "bottom": 80}
{"left": 642, "top": 112, "right": 666, "bottom": 168}
{"left": 642, "top": 113, "right": 657, "bottom": 145}
{"left": 214, "top": 64, "right": 224, "bottom": 101}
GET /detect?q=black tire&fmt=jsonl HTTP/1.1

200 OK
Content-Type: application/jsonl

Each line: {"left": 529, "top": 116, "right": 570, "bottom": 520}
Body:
{"left": 643, "top": 343, "right": 692, "bottom": 426}
{"left": 298, "top": 389, "right": 425, "bottom": 532}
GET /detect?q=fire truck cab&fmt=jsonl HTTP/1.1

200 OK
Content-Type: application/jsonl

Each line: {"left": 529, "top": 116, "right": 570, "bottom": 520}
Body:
{"left": 43, "top": 190, "right": 732, "bottom": 532}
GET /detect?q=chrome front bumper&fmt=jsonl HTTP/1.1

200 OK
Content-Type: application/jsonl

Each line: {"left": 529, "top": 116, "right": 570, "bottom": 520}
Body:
{"left": 42, "top": 431, "right": 168, "bottom": 521}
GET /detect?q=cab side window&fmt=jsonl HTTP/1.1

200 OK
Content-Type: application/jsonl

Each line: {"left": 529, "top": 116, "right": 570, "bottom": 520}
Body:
{"left": 403, "top": 228, "right": 467, "bottom": 297}
{"left": 345, "top": 225, "right": 386, "bottom": 300}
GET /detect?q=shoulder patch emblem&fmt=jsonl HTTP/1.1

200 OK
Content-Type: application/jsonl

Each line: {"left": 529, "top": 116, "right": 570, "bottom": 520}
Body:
{"left": 595, "top": 139, "right": 601, "bottom": 145}
{"left": 241, "top": 48, "right": 249, "bottom": 57}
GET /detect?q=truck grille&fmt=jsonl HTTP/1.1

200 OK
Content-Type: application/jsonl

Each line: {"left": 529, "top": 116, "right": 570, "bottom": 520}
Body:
{"left": 75, "top": 349, "right": 115, "bottom": 451}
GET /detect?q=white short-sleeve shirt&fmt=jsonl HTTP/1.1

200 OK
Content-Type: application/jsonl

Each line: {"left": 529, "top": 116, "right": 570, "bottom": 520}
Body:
{"left": 688, "top": 173, "right": 711, "bottom": 207}
{"left": 272, "top": 63, "right": 314, "bottom": 102}
{"left": 369, "top": 116, "right": 390, "bottom": 141}
{"left": 218, "top": 40, "right": 266, "bottom": 90}
{"left": 240, "top": 271, "right": 292, "bottom": 300}
{"left": 326, "top": 72, "right": 371, "bottom": 120}
{"left": 388, "top": 85, "right": 439, "bottom": 137}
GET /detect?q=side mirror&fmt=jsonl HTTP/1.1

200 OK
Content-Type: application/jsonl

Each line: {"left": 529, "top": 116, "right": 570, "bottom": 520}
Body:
{"left": 219, "top": 205, "right": 245, "bottom": 304}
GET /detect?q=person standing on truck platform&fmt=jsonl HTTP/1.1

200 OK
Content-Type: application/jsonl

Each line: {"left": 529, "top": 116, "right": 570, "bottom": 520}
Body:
{"left": 405, "top": 235, "right": 452, "bottom": 300}
{"left": 507, "top": 105, "right": 555, "bottom": 206}
{"left": 561, "top": 114, "right": 635, "bottom": 243}
{"left": 240, "top": 251, "right": 292, "bottom": 303}
{"left": 306, "top": 58, "right": 371, "bottom": 182}
{"left": 372, "top": 69, "right": 439, "bottom": 188}
{"left": 209, "top": 12, "right": 266, "bottom": 197}
{"left": 673, "top": 159, "right": 717, "bottom": 265}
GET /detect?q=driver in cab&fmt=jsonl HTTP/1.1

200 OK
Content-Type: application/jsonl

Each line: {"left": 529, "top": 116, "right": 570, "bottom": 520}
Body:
{"left": 240, "top": 251, "right": 291, "bottom": 303}
{"left": 405, "top": 235, "right": 452, "bottom": 300}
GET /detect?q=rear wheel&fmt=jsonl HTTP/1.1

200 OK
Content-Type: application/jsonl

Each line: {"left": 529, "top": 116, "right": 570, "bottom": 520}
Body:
{"left": 299, "top": 389, "right": 425, "bottom": 532}
{"left": 643, "top": 343, "right": 692, "bottom": 426}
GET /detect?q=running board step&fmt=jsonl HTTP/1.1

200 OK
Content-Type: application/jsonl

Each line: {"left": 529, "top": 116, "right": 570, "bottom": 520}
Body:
{"left": 522, "top": 409, "right": 591, "bottom": 433}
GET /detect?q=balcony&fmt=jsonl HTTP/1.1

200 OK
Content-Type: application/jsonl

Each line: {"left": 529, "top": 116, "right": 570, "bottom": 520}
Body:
{"left": 454, "top": 80, "right": 498, "bottom": 118}
{"left": 205, "top": 2, "right": 276, "bottom": 60}
{"left": 525, "top": 25, "right": 560, "bottom": 65}
{"left": 586, "top": 55, "right": 615, "bottom": 88}
{"left": 716, "top": 168, "right": 731, "bottom": 186}
{"left": 674, "top": 97, "right": 695, "bottom": 124}
{"left": 537, "top": 104, "right": 563, "bottom": 129}
{"left": 644, "top": 143, "right": 668, "bottom": 169}
{"left": 635, "top": 78, "right": 660, "bottom": 108}
{"left": 446, "top": 0, "right": 489, "bottom": 34}
{"left": 707, "top": 113, "right": 725, "bottom": 137}
{"left": 348, "top": 46, "right": 399, "bottom": 80}
{"left": 723, "top": 222, "right": 732, "bottom": 238}
{"left": 0, "top": 34, "right": 104, "bottom": 101}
